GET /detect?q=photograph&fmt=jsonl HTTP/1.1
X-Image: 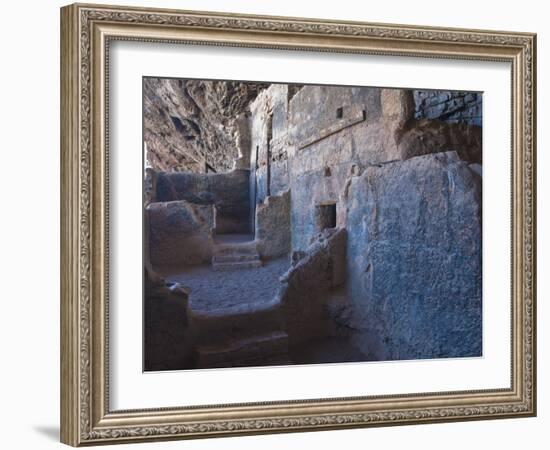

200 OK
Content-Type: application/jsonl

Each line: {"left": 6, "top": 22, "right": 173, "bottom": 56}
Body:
{"left": 57, "top": 2, "right": 537, "bottom": 446}
{"left": 142, "top": 78, "right": 483, "bottom": 371}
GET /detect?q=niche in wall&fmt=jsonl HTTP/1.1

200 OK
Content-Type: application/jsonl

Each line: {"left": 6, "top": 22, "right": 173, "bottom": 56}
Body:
{"left": 316, "top": 202, "right": 337, "bottom": 230}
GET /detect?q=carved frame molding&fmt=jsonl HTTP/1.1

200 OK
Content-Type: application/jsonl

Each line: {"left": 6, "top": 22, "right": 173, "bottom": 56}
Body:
{"left": 60, "top": 3, "right": 536, "bottom": 446}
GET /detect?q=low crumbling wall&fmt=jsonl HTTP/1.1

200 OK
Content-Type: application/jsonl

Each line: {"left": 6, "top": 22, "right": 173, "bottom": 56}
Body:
{"left": 255, "top": 189, "right": 291, "bottom": 259}
{"left": 345, "top": 151, "right": 482, "bottom": 361}
{"left": 153, "top": 169, "right": 251, "bottom": 234}
{"left": 144, "top": 267, "right": 193, "bottom": 371}
{"left": 146, "top": 200, "right": 214, "bottom": 267}
{"left": 277, "top": 228, "right": 346, "bottom": 346}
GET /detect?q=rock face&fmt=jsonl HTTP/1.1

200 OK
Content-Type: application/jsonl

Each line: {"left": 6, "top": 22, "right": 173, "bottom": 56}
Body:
{"left": 345, "top": 151, "right": 482, "bottom": 360}
{"left": 144, "top": 78, "right": 267, "bottom": 173}
{"left": 396, "top": 119, "right": 482, "bottom": 163}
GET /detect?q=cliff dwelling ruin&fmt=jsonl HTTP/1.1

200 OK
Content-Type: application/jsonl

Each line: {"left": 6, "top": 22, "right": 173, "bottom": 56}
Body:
{"left": 143, "top": 78, "right": 483, "bottom": 371}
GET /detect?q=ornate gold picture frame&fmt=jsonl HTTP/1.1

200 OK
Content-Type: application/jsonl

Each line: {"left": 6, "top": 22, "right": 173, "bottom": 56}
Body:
{"left": 60, "top": 3, "right": 536, "bottom": 446}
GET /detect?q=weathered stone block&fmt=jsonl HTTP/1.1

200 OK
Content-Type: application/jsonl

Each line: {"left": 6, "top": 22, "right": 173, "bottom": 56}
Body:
{"left": 146, "top": 200, "right": 214, "bottom": 267}
{"left": 278, "top": 228, "right": 347, "bottom": 345}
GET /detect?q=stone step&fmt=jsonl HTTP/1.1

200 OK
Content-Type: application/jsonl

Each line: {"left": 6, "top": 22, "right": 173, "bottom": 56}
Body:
{"left": 189, "top": 297, "right": 284, "bottom": 346}
{"left": 212, "top": 254, "right": 261, "bottom": 264}
{"left": 212, "top": 259, "right": 262, "bottom": 271}
{"left": 195, "top": 331, "right": 289, "bottom": 368}
{"left": 213, "top": 240, "right": 259, "bottom": 256}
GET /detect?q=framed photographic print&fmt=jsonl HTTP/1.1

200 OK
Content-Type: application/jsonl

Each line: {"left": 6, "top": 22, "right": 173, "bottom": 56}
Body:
{"left": 60, "top": 3, "right": 537, "bottom": 446}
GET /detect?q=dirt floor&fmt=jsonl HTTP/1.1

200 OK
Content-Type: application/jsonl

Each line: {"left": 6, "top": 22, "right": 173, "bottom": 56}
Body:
{"left": 156, "top": 256, "right": 290, "bottom": 311}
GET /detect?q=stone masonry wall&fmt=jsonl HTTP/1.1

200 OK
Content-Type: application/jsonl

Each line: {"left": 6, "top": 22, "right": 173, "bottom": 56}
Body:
{"left": 152, "top": 169, "right": 251, "bottom": 234}
{"left": 413, "top": 90, "right": 482, "bottom": 126}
